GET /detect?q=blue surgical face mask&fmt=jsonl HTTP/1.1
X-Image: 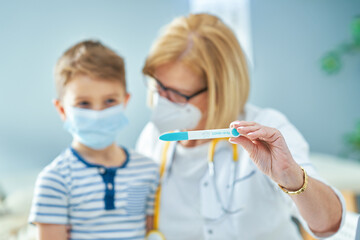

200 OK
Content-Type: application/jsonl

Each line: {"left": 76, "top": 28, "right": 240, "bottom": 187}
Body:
{"left": 63, "top": 104, "right": 129, "bottom": 150}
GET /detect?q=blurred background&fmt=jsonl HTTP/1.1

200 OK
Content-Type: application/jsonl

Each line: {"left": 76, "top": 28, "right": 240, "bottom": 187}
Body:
{"left": 0, "top": 0, "right": 359, "bottom": 239}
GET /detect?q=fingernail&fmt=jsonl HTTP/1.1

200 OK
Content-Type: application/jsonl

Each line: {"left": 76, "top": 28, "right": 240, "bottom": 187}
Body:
{"left": 228, "top": 138, "right": 237, "bottom": 144}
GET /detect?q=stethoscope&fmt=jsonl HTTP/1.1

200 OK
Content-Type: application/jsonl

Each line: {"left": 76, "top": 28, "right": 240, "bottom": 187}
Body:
{"left": 146, "top": 138, "right": 242, "bottom": 240}
{"left": 207, "top": 138, "right": 243, "bottom": 219}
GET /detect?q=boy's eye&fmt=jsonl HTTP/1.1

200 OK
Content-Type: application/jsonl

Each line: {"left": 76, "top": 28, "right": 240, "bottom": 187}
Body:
{"left": 77, "top": 101, "right": 90, "bottom": 108}
{"left": 105, "top": 98, "right": 117, "bottom": 105}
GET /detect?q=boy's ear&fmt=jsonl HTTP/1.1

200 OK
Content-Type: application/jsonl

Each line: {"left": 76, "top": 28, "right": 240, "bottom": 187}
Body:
{"left": 53, "top": 99, "right": 67, "bottom": 121}
{"left": 123, "top": 93, "right": 131, "bottom": 108}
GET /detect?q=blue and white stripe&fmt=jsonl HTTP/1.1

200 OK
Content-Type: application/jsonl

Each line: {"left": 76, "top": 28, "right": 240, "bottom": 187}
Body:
{"left": 29, "top": 147, "right": 159, "bottom": 239}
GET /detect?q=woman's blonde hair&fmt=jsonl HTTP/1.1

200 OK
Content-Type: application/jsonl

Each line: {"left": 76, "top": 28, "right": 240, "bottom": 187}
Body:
{"left": 143, "top": 13, "right": 250, "bottom": 129}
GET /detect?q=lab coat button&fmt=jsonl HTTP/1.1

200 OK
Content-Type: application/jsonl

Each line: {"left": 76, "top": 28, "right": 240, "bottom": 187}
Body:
{"left": 208, "top": 229, "right": 213, "bottom": 234}
{"left": 107, "top": 183, "right": 113, "bottom": 190}
{"left": 203, "top": 181, "right": 208, "bottom": 187}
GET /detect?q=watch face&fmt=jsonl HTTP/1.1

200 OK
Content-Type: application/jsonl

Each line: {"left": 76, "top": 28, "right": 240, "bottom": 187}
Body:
{"left": 146, "top": 230, "right": 165, "bottom": 240}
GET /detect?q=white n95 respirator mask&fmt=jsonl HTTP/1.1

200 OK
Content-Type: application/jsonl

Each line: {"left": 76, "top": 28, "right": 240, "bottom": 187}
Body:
{"left": 150, "top": 94, "right": 202, "bottom": 133}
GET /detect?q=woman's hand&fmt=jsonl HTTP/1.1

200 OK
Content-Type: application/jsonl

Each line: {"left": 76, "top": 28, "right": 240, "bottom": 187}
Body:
{"left": 229, "top": 121, "right": 303, "bottom": 190}
{"left": 229, "top": 121, "right": 343, "bottom": 236}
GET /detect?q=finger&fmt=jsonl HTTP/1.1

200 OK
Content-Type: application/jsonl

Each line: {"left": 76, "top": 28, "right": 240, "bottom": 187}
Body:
{"left": 230, "top": 121, "right": 256, "bottom": 129}
{"left": 235, "top": 125, "right": 261, "bottom": 135}
{"left": 229, "top": 135, "right": 255, "bottom": 154}
{"left": 229, "top": 120, "right": 241, "bottom": 127}
{"left": 66, "top": 225, "right": 71, "bottom": 240}
{"left": 246, "top": 127, "right": 280, "bottom": 142}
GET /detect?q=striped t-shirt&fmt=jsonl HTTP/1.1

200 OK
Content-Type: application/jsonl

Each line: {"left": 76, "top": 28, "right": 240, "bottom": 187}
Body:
{"left": 29, "top": 147, "right": 159, "bottom": 240}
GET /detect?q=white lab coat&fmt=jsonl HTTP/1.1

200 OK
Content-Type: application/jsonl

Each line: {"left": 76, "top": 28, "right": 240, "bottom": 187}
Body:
{"left": 136, "top": 104, "right": 346, "bottom": 240}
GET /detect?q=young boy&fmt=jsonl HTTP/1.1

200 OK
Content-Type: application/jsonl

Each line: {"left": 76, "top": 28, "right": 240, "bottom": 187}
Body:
{"left": 29, "top": 40, "right": 159, "bottom": 240}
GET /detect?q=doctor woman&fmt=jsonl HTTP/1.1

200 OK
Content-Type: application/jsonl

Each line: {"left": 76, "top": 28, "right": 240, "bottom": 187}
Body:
{"left": 136, "top": 14, "right": 345, "bottom": 240}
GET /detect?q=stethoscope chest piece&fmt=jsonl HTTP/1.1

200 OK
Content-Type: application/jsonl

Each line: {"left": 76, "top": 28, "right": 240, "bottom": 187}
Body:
{"left": 146, "top": 230, "right": 166, "bottom": 240}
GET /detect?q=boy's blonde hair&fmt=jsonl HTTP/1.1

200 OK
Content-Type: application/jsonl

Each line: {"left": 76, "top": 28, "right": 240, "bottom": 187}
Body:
{"left": 143, "top": 14, "right": 250, "bottom": 129}
{"left": 55, "top": 40, "right": 126, "bottom": 98}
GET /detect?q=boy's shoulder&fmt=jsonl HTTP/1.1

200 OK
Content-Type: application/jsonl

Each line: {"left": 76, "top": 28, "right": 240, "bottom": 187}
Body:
{"left": 127, "top": 149, "right": 159, "bottom": 169}
{"left": 32, "top": 148, "right": 76, "bottom": 200}
{"left": 38, "top": 148, "right": 75, "bottom": 180}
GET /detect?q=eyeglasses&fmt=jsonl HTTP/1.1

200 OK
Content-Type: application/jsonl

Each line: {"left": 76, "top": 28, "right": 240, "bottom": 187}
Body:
{"left": 144, "top": 77, "right": 208, "bottom": 104}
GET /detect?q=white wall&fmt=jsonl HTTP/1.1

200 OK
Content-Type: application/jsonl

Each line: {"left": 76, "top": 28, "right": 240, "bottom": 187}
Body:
{"left": 0, "top": 0, "right": 189, "bottom": 174}
{"left": 1, "top": 0, "right": 359, "bottom": 180}
{"left": 249, "top": 0, "right": 360, "bottom": 156}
